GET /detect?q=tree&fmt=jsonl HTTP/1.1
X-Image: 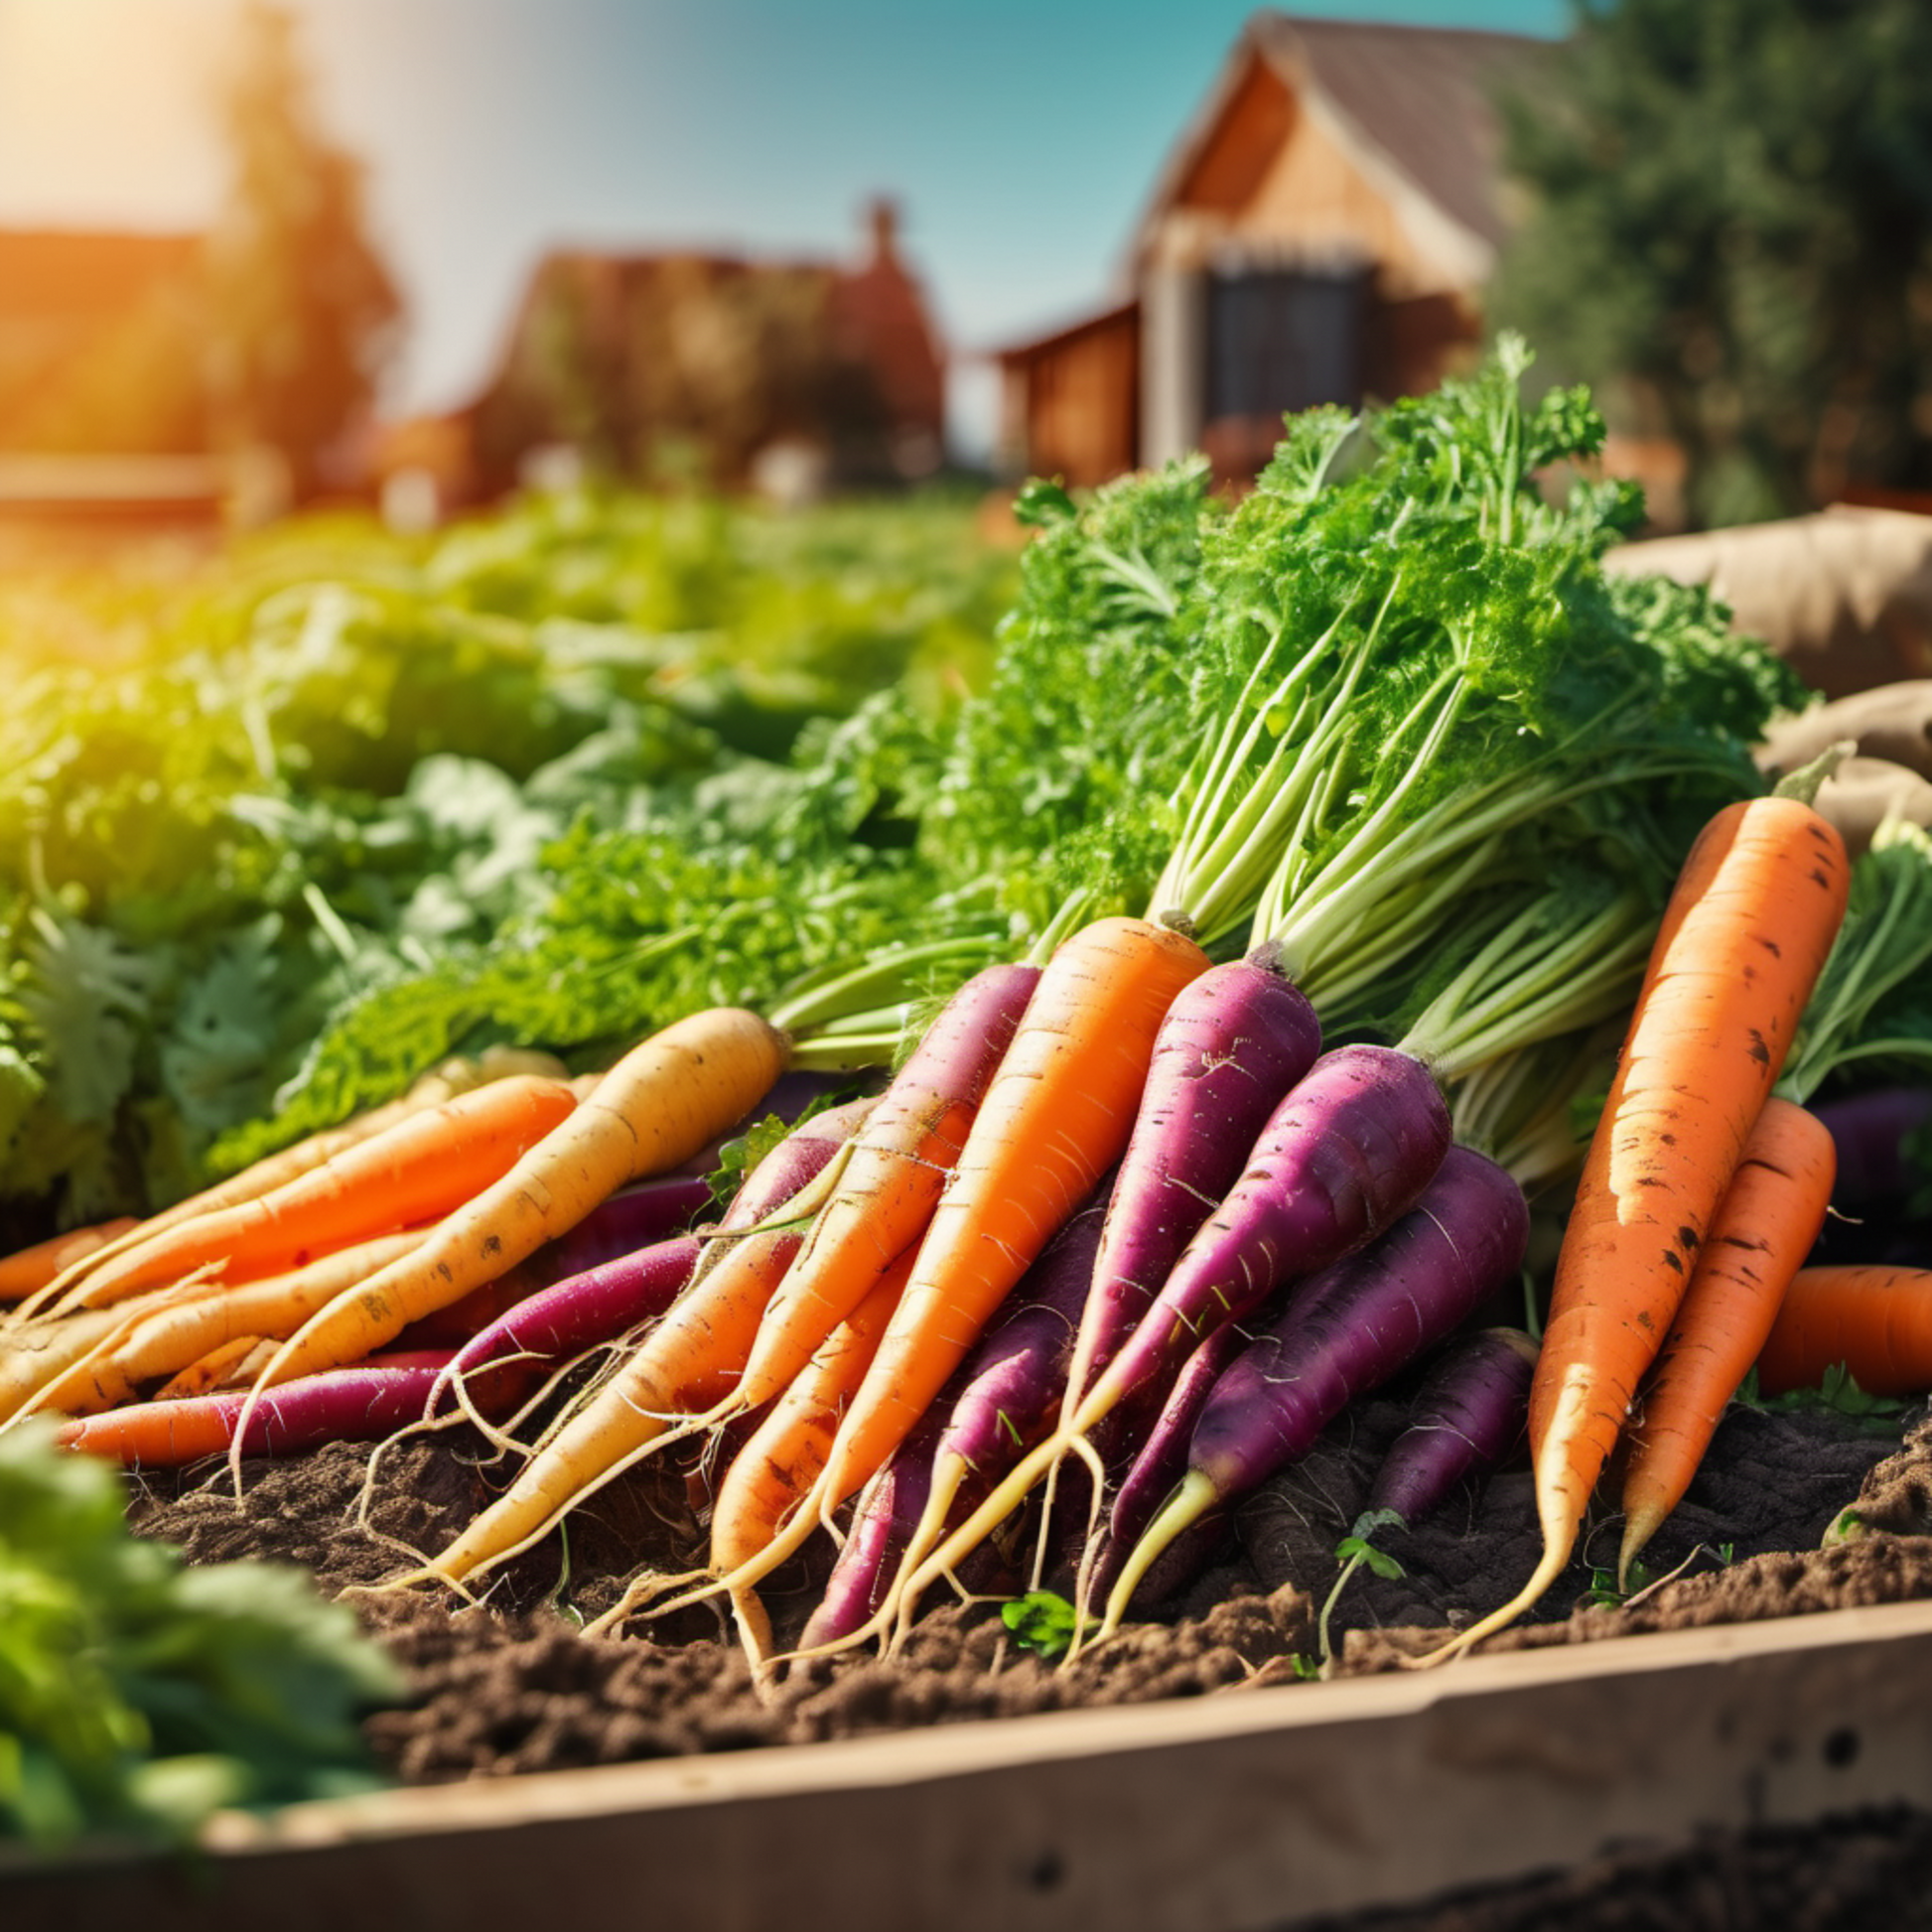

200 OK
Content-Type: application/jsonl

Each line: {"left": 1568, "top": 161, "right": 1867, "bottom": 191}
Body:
{"left": 1489, "top": 0, "right": 1932, "bottom": 527}
{"left": 205, "top": 1, "right": 402, "bottom": 502}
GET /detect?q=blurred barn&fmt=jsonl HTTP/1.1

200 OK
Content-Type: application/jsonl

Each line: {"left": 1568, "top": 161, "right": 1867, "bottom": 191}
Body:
{"left": 389, "top": 199, "right": 947, "bottom": 513}
{"left": 995, "top": 12, "right": 1544, "bottom": 488}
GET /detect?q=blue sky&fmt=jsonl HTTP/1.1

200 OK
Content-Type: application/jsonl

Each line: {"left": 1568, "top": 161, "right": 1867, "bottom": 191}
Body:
{"left": 0, "top": 0, "right": 1568, "bottom": 451}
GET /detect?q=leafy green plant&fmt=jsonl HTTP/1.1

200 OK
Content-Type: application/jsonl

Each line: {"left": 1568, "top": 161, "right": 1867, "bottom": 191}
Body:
{"left": 1000, "top": 1589, "right": 1079, "bottom": 1662}
{"left": 1744, "top": 1359, "right": 1912, "bottom": 1432}
{"left": 0, "top": 486, "right": 1017, "bottom": 1234}
{"left": 0, "top": 1421, "right": 400, "bottom": 1849}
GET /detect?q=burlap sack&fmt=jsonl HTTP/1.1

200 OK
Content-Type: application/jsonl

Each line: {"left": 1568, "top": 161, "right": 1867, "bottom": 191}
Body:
{"left": 1605, "top": 503, "right": 1932, "bottom": 700}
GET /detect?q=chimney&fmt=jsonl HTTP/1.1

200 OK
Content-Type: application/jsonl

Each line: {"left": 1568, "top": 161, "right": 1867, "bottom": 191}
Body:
{"left": 865, "top": 197, "right": 899, "bottom": 270}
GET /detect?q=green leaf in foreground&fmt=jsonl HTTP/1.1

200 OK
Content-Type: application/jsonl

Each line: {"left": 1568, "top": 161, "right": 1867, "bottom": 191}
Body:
{"left": 0, "top": 1421, "right": 401, "bottom": 1849}
{"left": 1001, "top": 1589, "right": 1079, "bottom": 1661}
{"left": 1333, "top": 1536, "right": 1406, "bottom": 1584}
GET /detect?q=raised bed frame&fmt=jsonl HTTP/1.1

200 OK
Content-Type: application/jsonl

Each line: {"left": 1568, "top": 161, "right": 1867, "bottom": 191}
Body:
{"left": 10, "top": 1596, "right": 1932, "bottom": 1931}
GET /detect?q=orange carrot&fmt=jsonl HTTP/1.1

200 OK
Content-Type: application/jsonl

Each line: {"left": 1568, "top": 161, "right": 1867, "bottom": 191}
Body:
{"left": 1755, "top": 1264, "right": 1932, "bottom": 1398}
{"left": 646, "top": 914, "right": 1211, "bottom": 1619}
{"left": 710, "top": 1255, "right": 910, "bottom": 1580}
{"left": 1411, "top": 792, "right": 1850, "bottom": 1666}
{"left": 231, "top": 1008, "right": 788, "bottom": 1477}
{"left": 20, "top": 1229, "right": 426, "bottom": 1420}
{"left": 0, "top": 1218, "right": 138, "bottom": 1305}
{"left": 598, "top": 1249, "right": 917, "bottom": 1665}
{"left": 59, "top": 1074, "right": 579, "bottom": 1311}
{"left": 643, "top": 964, "right": 1038, "bottom": 1450}
{"left": 411, "top": 1136, "right": 858, "bottom": 1591}
{"left": 1616, "top": 1096, "right": 1837, "bottom": 1585}
{"left": 19, "top": 1046, "right": 567, "bottom": 1318}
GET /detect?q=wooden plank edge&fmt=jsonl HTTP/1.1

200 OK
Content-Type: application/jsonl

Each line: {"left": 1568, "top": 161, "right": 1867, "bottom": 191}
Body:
{"left": 8, "top": 1594, "right": 1932, "bottom": 1932}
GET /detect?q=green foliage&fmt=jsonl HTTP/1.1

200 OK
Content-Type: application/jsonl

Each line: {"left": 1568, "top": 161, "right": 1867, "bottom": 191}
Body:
{"left": 703, "top": 1099, "right": 856, "bottom": 1219}
{"left": 0, "top": 1422, "right": 399, "bottom": 1848}
{"left": 1333, "top": 1535, "right": 1407, "bottom": 1584}
{"left": 1745, "top": 1360, "right": 1911, "bottom": 1433}
{"left": 920, "top": 459, "right": 1213, "bottom": 934}
{"left": 1490, "top": 0, "right": 1932, "bottom": 525}
{"left": 1780, "top": 819, "right": 1932, "bottom": 1105}
{"left": 1150, "top": 342, "right": 1795, "bottom": 1076}
{"left": 0, "top": 487, "right": 1015, "bottom": 1230}
{"left": 0, "top": 342, "right": 1820, "bottom": 1236}
{"left": 1582, "top": 1563, "right": 1648, "bottom": 1609}
{"left": 1000, "top": 1589, "right": 1080, "bottom": 1661}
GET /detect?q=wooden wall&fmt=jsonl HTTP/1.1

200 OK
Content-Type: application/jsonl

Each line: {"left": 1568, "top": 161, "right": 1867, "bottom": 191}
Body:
{"left": 998, "top": 305, "right": 1141, "bottom": 489}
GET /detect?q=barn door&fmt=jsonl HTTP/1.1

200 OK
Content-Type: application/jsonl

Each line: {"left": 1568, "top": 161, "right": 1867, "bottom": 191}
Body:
{"left": 1203, "top": 265, "right": 1370, "bottom": 474}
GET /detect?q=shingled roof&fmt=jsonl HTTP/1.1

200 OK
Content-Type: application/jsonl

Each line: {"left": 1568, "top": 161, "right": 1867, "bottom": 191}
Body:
{"left": 1130, "top": 11, "right": 1549, "bottom": 290}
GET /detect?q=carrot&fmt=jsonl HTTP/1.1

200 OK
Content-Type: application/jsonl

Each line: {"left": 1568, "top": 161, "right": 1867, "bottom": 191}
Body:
{"left": 18, "top": 1045, "right": 567, "bottom": 1318}
{"left": 599, "top": 1248, "right": 918, "bottom": 1666}
{"left": 0, "top": 1288, "right": 191, "bottom": 1425}
{"left": 424, "top": 1101, "right": 873, "bottom": 1421}
{"left": 1755, "top": 1264, "right": 1932, "bottom": 1398}
{"left": 154, "top": 1335, "right": 274, "bottom": 1400}
{"left": 230, "top": 1008, "right": 788, "bottom": 1480}
{"left": 57, "top": 1074, "right": 580, "bottom": 1312}
{"left": 587, "top": 964, "right": 1035, "bottom": 1469}
{"left": 645, "top": 914, "right": 1211, "bottom": 1619}
{"left": 408, "top": 1088, "right": 864, "bottom": 1589}
{"left": 1615, "top": 1096, "right": 1837, "bottom": 1586}
{"left": 1410, "top": 791, "right": 1850, "bottom": 1667}
{"left": 55, "top": 1356, "right": 456, "bottom": 1468}
{"left": 711, "top": 965, "right": 1038, "bottom": 1431}
{"left": 0, "top": 1218, "right": 138, "bottom": 1305}
{"left": 19, "top": 1230, "right": 427, "bottom": 1420}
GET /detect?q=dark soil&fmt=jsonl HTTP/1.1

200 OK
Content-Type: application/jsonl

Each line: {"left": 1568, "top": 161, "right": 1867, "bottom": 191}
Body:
{"left": 1280, "top": 1806, "right": 1932, "bottom": 1932}
{"left": 121, "top": 1391, "right": 1932, "bottom": 1930}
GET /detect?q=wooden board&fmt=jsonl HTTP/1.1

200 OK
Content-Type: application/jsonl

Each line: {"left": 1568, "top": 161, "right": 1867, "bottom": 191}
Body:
{"left": 11, "top": 1598, "right": 1932, "bottom": 1932}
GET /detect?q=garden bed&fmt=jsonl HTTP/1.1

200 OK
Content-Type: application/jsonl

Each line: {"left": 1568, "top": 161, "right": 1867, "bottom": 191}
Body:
{"left": 104, "top": 1388, "right": 1932, "bottom": 1779}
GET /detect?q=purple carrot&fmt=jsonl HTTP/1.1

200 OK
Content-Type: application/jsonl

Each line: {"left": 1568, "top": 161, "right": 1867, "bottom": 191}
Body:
{"left": 423, "top": 1098, "right": 876, "bottom": 1418}
{"left": 886, "top": 1041, "right": 1451, "bottom": 1628}
{"left": 1359, "top": 1325, "right": 1538, "bottom": 1535}
{"left": 1099, "top": 1144, "right": 1529, "bottom": 1634}
{"left": 1073, "top": 1316, "right": 1253, "bottom": 1616}
{"left": 533, "top": 1173, "right": 715, "bottom": 1283}
{"left": 1057, "top": 956, "right": 1320, "bottom": 1427}
{"left": 1315, "top": 1325, "right": 1537, "bottom": 1666}
{"left": 1809, "top": 1087, "right": 1932, "bottom": 1207}
{"left": 1023, "top": 959, "right": 1316, "bottom": 1604}
{"left": 716, "top": 1096, "right": 880, "bottom": 1231}
{"left": 876, "top": 1176, "right": 1115, "bottom": 1622}
{"left": 57, "top": 1354, "right": 457, "bottom": 1467}
{"left": 723, "top": 962, "right": 1041, "bottom": 1418}
{"left": 425, "top": 1235, "right": 703, "bottom": 1417}
{"left": 1079, "top": 1043, "right": 1451, "bottom": 1428}
{"left": 799, "top": 1413, "right": 943, "bottom": 1649}
{"left": 797, "top": 1177, "right": 1115, "bottom": 1652}
{"left": 1102, "top": 1315, "right": 1251, "bottom": 1570}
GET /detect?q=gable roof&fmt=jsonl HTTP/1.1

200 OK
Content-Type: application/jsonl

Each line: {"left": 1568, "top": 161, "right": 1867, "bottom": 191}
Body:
{"left": 1129, "top": 11, "right": 1549, "bottom": 290}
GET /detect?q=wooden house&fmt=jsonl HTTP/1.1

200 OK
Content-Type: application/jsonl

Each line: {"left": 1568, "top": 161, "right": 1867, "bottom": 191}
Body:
{"left": 997, "top": 12, "right": 1546, "bottom": 487}
{"left": 433, "top": 200, "right": 947, "bottom": 505}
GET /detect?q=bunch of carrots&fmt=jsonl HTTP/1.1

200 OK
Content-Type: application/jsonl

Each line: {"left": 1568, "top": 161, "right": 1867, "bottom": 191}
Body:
{"left": 4, "top": 769, "right": 1932, "bottom": 1679}
{"left": 12, "top": 352, "right": 1932, "bottom": 1675}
